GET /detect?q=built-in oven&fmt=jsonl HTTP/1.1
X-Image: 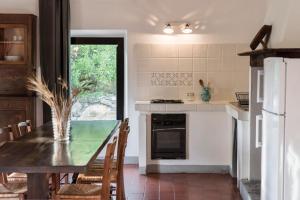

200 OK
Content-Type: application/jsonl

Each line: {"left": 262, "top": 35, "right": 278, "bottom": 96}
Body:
{"left": 151, "top": 113, "right": 186, "bottom": 159}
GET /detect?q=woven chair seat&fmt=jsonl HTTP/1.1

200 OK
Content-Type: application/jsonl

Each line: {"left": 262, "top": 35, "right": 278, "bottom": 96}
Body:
{"left": 7, "top": 173, "right": 27, "bottom": 183}
{"left": 0, "top": 193, "right": 20, "bottom": 199}
{"left": 90, "top": 159, "right": 117, "bottom": 169}
{"left": 0, "top": 182, "right": 27, "bottom": 195}
{"left": 77, "top": 168, "right": 117, "bottom": 184}
{"left": 57, "top": 184, "right": 102, "bottom": 199}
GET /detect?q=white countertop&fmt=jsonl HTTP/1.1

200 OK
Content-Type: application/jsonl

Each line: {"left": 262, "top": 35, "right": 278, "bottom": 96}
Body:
{"left": 135, "top": 101, "right": 249, "bottom": 121}
{"left": 135, "top": 100, "right": 229, "bottom": 105}
{"left": 135, "top": 100, "right": 228, "bottom": 112}
{"left": 225, "top": 102, "right": 249, "bottom": 121}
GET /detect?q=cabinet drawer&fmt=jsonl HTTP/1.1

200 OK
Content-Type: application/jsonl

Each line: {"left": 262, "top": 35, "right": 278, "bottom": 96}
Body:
{"left": 0, "top": 97, "right": 35, "bottom": 127}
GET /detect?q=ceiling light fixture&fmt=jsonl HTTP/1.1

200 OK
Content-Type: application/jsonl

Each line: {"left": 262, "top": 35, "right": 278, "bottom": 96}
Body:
{"left": 182, "top": 24, "right": 193, "bottom": 34}
{"left": 163, "top": 23, "right": 174, "bottom": 34}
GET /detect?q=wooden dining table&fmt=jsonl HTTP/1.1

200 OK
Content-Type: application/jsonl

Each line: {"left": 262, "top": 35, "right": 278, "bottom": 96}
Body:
{"left": 0, "top": 120, "right": 120, "bottom": 199}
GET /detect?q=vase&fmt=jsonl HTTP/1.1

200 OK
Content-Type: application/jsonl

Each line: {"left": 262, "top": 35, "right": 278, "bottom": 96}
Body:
{"left": 51, "top": 108, "right": 71, "bottom": 142}
{"left": 200, "top": 87, "right": 211, "bottom": 102}
{"left": 52, "top": 142, "right": 71, "bottom": 165}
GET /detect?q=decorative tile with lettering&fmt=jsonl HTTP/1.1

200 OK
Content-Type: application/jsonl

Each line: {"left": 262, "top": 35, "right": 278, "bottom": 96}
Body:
{"left": 151, "top": 72, "right": 193, "bottom": 87}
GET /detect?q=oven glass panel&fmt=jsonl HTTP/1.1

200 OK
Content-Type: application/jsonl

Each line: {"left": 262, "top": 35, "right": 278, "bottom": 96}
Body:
{"left": 156, "top": 131, "right": 181, "bottom": 150}
{"left": 151, "top": 113, "right": 186, "bottom": 159}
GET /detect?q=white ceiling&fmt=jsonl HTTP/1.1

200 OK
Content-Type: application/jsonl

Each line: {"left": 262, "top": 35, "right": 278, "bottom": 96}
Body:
{"left": 71, "top": 0, "right": 267, "bottom": 38}
{"left": 3, "top": 0, "right": 298, "bottom": 45}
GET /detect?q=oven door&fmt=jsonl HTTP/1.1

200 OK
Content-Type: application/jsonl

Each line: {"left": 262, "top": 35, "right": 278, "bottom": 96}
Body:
{"left": 151, "top": 127, "right": 186, "bottom": 159}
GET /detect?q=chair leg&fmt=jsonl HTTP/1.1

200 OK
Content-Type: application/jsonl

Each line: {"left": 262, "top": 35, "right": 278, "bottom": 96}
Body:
{"left": 121, "top": 174, "right": 126, "bottom": 200}
{"left": 64, "top": 173, "right": 69, "bottom": 183}
{"left": 71, "top": 173, "right": 79, "bottom": 183}
{"left": 116, "top": 178, "right": 121, "bottom": 200}
{"left": 18, "top": 194, "right": 24, "bottom": 200}
{"left": 51, "top": 173, "right": 60, "bottom": 197}
{"left": 116, "top": 173, "right": 126, "bottom": 200}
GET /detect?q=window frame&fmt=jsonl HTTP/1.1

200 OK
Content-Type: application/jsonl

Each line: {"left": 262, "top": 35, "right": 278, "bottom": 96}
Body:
{"left": 70, "top": 37, "right": 124, "bottom": 120}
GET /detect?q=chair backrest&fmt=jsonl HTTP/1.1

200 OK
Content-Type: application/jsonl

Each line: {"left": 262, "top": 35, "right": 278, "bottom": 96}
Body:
{"left": 118, "top": 118, "right": 128, "bottom": 132}
{"left": 17, "top": 120, "right": 32, "bottom": 137}
{"left": 101, "top": 136, "right": 118, "bottom": 200}
{"left": 116, "top": 119, "right": 129, "bottom": 164}
{"left": 0, "top": 126, "right": 13, "bottom": 184}
{"left": 0, "top": 173, "right": 7, "bottom": 185}
{"left": 0, "top": 126, "right": 13, "bottom": 146}
{"left": 123, "top": 118, "right": 129, "bottom": 126}
{"left": 116, "top": 126, "right": 130, "bottom": 174}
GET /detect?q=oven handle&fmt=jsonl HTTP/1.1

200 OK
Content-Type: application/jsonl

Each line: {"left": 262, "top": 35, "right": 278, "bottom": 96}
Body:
{"left": 152, "top": 128, "right": 186, "bottom": 132}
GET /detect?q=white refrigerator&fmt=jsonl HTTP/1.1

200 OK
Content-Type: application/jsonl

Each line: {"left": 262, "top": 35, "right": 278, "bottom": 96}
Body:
{"left": 261, "top": 57, "right": 300, "bottom": 200}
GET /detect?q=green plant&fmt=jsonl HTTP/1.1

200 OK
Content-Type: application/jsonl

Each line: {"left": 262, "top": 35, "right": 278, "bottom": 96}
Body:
{"left": 70, "top": 45, "right": 117, "bottom": 102}
{"left": 199, "top": 79, "right": 211, "bottom": 102}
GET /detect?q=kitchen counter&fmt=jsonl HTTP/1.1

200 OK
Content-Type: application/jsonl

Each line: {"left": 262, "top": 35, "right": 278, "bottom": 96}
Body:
{"left": 225, "top": 102, "right": 249, "bottom": 121}
{"left": 135, "top": 101, "right": 249, "bottom": 119}
{"left": 226, "top": 102, "right": 250, "bottom": 186}
{"left": 135, "top": 100, "right": 233, "bottom": 174}
{"left": 135, "top": 100, "right": 228, "bottom": 112}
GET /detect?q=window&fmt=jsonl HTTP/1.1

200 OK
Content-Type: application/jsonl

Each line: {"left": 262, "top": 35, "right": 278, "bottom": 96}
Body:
{"left": 70, "top": 37, "right": 124, "bottom": 120}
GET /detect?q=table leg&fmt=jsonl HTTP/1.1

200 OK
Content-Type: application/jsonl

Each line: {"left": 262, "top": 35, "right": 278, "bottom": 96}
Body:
{"left": 27, "top": 173, "right": 49, "bottom": 199}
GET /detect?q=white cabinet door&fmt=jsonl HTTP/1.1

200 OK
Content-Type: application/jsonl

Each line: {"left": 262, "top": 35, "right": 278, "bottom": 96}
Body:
{"left": 261, "top": 111, "right": 284, "bottom": 200}
{"left": 284, "top": 58, "right": 300, "bottom": 200}
{"left": 263, "top": 58, "right": 286, "bottom": 115}
{"left": 249, "top": 67, "right": 263, "bottom": 180}
{"left": 237, "top": 120, "right": 250, "bottom": 184}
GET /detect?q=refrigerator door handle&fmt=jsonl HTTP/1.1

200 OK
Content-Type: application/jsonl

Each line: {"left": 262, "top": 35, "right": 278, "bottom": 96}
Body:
{"left": 256, "top": 115, "right": 263, "bottom": 148}
{"left": 257, "top": 70, "right": 264, "bottom": 103}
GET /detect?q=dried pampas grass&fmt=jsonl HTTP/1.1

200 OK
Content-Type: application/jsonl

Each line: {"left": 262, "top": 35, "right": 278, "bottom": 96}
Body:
{"left": 27, "top": 74, "right": 94, "bottom": 139}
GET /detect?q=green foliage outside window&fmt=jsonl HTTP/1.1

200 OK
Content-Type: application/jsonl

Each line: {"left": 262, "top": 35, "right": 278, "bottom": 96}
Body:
{"left": 70, "top": 45, "right": 117, "bottom": 102}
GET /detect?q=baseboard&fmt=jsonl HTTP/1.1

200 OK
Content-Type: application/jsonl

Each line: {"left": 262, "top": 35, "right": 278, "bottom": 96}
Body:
{"left": 229, "top": 166, "right": 237, "bottom": 178}
{"left": 145, "top": 164, "right": 230, "bottom": 174}
{"left": 139, "top": 167, "right": 147, "bottom": 175}
{"left": 240, "top": 181, "right": 250, "bottom": 200}
{"left": 124, "top": 156, "right": 139, "bottom": 164}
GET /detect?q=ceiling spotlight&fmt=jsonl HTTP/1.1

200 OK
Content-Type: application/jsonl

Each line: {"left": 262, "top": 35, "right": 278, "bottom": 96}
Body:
{"left": 163, "top": 23, "right": 174, "bottom": 34}
{"left": 182, "top": 24, "right": 193, "bottom": 34}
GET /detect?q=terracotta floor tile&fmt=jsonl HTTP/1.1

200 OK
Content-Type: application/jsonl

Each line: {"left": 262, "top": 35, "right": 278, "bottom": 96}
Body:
{"left": 124, "top": 165, "right": 241, "bottom": 200}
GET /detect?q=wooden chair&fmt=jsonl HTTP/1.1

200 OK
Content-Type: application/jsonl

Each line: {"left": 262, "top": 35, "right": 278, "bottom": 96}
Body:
{"left": 17, "top": 120, "right": 32, "bottom": 136}
{"left": 77, "top": 118, "right": 129, "bottom": 171}
{"left": 0, "top": 126, "right": 13, "bottom": 144}
{"left": 6, "top": 121, "right": 32, "bottom": 184}
{"left": 0, "top": 127, "right": 27, "bottom": 200}
{"left": 89, "top": 118, "right": 129, "bottom": 168}
{"left": 9, "top": 120, "right": 31, "bottom": 140}
{"left": 54, "top": 136, "right": 118, "bottom": 200}
{"left": 76, "top": 123, "right": 130, "bottom": 200}
{"left": 88, "top": 118, "right": 129, "bottom": 169}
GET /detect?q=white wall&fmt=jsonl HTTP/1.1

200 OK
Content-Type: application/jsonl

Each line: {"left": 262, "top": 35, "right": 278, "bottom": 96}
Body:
{"left": 135, "top": 43, "right": 249, "bottom": 101}
{"left": 264, "top": 0, "right": 300, "bottom": 48}
{"left": 0, "top": 0, "right": 268, "bottom": 157}
{"left": 70, "top": 0, "right": 267, "bottom": 157}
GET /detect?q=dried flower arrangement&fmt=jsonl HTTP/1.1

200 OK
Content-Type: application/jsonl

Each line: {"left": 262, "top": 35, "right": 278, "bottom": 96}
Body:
{"left": 27, "top": 74, "right": 96, "bottom": 141}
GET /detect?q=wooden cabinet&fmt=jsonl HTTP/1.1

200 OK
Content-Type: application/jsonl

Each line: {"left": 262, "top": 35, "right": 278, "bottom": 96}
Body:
{"left": 0, "top": 97, "right": 35, "bottom": 128}
{"left": 0, "top": 14, "right": 36, "bottom": 127}
{"left": 0, "top": 14, "right": 36, "bottom": 95}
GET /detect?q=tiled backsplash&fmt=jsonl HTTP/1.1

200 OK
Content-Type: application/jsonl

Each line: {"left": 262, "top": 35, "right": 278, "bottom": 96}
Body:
{"left": 135, "top": 44, "right": 250, "bottom": 101}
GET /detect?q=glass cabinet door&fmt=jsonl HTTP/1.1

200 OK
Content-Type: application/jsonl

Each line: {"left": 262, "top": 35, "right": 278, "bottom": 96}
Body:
{"left": 0, "top": 24, "right": 27, "bottom": 65}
